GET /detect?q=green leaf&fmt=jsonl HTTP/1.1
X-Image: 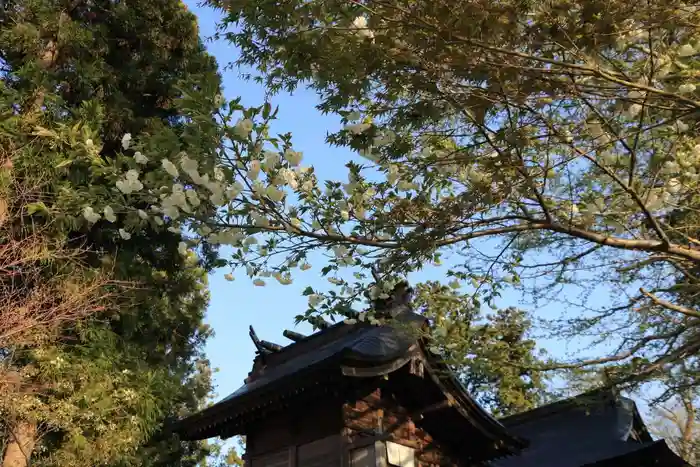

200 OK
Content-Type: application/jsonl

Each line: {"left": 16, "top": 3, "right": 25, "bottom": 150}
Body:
{"left": 262, "top": 102, "right": 272, "bottom": 119}
{"left": 26, "top": 202, "right": 48, "bottom": 215}
{"left": 55, "top": 159, "right": 73, "bottom": 168}
{"left": 33, "top": 126, "right": 58, "bottom": 138}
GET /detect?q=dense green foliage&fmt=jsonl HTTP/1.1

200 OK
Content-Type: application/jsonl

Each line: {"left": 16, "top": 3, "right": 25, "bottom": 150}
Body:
{"left": 0, "top": 0, "right": 224, "bottom": 465}
{"left": 413, "top": 282, "right": 545, "bottom": 417}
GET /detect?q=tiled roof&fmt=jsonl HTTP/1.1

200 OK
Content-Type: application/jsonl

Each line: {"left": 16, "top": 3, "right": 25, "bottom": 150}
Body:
{"left": 493, "top": 389, "right": 688, "bottom": 467}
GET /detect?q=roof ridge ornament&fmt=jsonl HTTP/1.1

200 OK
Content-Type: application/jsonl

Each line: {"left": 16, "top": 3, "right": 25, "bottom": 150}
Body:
{"left": 249, "top": 325, "right": 283, "bottom": 355}
{"left": 371, "top": 280, "right": 415, "bottom": 319}
{"left": 367, "top": 266, "right": 415, "bottom": 318}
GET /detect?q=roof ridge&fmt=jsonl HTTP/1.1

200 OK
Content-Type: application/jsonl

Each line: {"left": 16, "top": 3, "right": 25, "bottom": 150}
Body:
{"left": 499, "top": 387, "right": 617, "bottom": 426}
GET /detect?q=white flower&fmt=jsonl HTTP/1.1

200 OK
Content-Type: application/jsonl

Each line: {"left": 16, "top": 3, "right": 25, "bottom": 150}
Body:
{"left": 345, "top": 122, "right": 372, "bottom": 135}
{"left": 333, "top": 245, "right": 349, "bottom": 258}
{"left": 133, "top": 151, "right": 148, "bottom": 164}
{"left": 226, "top": 182, "right": 244, "bottom": 199}
{"left": 137, "top": 209, "right": 148, "bottom": 220}
{"left": 625, "top": 103, "right": 643, "bottom": 119}
{"left": 121, "top": 133, "right": 132, "bottom": 150}
{"left": 206, "top": 181, "right": 226, "bottom": 205}
{"left": 264, "top": 151, "right": 280, "bottom": 169}
{"left": 666, "top": 178, "right": 682, "bottom": 194}
{"left": 252, "top": 180, "right": 266, "bottom": 197}
{"left": 678, "top": 44, "right": 696, "bottom": 57}
{"left": 125, "top": 169, "right": 140, "bottom": 182}
{"left": 161, "top": 159, "right": 179, "bottom": 177}
{"left": 266, "top": 186, "right": 285, "bottom": 202}
{"left": 233, "top": 118, "right": 254, "bottom": 138}
{"left": 278, "top": 168, "right": 298, "bottom": 189}
{"left": 352, "top": 16, "right": 367, "bottom": 29}
{"left": 308, "top": 294, "right": 323, "bottom": 307}
{"left": 347, "top": 111, "right": 361, "bottom": 121}
{"left": 224, "top": 273, "right": 235, "bottom": 282}
{"left": 86, "top": 139, "right": 94, "bottom": 148}
{"left": 284, "top": 149, "right": 303, "bottom": 166}
{"left": 118, "top": 228, "right": 132, "bottom": 240}
{"left": 103, "top": 205, "right": 117, "bottom": 223}
{"left": 185, "top": 189, "right": 201, "bottom": 207}
{"left": 154, "top": 216, "right": 164, "bottom": 226}
{"left": 251, "top": 212, "right": 270, "bottom": 227}
{"left": 180, "top": 154, "right": 199, "bottom": 175}
{"left": 678, "top": 83, "right": 697, "bottom": 94}
{"left": 178, "top": 241, "right": 189, "bottom": 256}
{"left": 214, "top": 166, "right": 225, "bottom": 181}
{"left": 253, "top": 279, "right": 266, "bottom": 287}
{"left": 663, "top": 160, "right": 680, "bottom": 173}
{"left": 116, "top": 172, "right": 143, "bottom": 194}
{"left": 162, "top": 204, "right": 180, "bottom": 220}
{"left": 340, "top": 210, "right": 350, "bottom": 221}
{"left": 243, "top": 236, "right": 258, "bottom": 246}
{"left": 677, "top": 120, "right": 690, "bottom": 133}
{"left": 247, "top": 160, "right": 261, "bottom": 180}
{"left": 351, "top": 16, "right": 374, "bottom": 39}
{"left": 83, "top": 206, "right": 101, "bottom": 224}
{"left": 275, "top": 273, "right": 293, "bottom": 285}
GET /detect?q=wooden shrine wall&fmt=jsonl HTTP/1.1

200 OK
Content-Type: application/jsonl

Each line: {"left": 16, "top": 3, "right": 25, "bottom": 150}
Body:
{"left": 246, "top": 395, "right": 343, "bottom": 458}
{"left": 342, "top": 388, "right": 458, "bottom": 467}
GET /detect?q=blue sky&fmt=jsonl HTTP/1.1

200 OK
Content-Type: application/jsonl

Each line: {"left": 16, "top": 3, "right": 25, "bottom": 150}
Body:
{"left": 183, "top": 0, "right": 631, "bottom": 414}
{"left": 185, "top": 0, "right": 352, "bottom": 403}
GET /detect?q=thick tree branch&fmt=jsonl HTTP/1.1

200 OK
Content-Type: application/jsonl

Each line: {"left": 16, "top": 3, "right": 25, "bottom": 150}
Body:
{"left": 640, "top": 288, "right": 700, "bottom": 319}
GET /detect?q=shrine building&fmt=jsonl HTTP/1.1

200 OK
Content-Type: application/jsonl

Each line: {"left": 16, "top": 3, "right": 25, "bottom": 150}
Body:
{"left": 172, "top": 298, "right": 688, "bottom": 467}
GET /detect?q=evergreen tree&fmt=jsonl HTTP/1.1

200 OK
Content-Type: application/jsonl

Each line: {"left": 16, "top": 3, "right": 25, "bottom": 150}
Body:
{"left": 0, "top": 0, "right": 223, "bottom": 465}
{"left": 413, "top": 282, "right": 545, "bottom": 417}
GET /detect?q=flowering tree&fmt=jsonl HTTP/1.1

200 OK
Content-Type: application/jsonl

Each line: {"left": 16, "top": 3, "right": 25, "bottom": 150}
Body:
{"left": 195, "top": 0, "right": 698, "bottom": 391}
{"left": 42, "top": 1, "right": 700, "bottom": 396}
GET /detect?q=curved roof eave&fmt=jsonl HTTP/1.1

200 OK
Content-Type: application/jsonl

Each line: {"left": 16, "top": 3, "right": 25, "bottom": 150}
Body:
{"left": 417, "top": 341, "right": 528, "bottom": 454}
{"left": 170, "top": 314, "right": 526, "bottom": 452}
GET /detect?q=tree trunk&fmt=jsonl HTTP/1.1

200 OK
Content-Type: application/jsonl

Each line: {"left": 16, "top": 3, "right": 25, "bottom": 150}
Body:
{"left": 2, "top": 420, "right": 37, "bottom": 467}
